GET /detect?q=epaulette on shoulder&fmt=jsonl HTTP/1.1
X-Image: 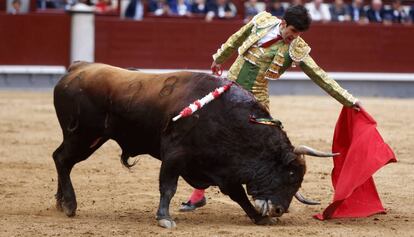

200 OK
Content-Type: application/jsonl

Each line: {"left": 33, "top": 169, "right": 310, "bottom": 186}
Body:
{"left": 289, "top": 37, "right": 311, "bottom": 62}
{"left": 252, "top": 11, "right": 280, "bottom": 29}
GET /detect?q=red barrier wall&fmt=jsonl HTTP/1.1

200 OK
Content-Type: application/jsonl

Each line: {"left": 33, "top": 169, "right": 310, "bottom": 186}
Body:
{"left": 0, "top": 13, "right": 70, "bottom": 66}
{"left": 95, "top": 17, "right": 414, "bottom": 73}
{"left": 303, "top": 23, "right": 414, "bottom": 73}
{"left": 95, "top": 17, "right": 241, "bottom": 70}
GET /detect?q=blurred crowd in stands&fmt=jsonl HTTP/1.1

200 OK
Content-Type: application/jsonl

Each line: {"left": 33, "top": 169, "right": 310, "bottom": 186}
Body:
{"left": 5, "top": 0, "right": 414, "bottom": 25}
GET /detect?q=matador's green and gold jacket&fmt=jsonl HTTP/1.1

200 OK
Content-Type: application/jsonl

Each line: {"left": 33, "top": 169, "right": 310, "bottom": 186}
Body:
{"left": 212, "top": 11, "right": 357, "bottom": 110}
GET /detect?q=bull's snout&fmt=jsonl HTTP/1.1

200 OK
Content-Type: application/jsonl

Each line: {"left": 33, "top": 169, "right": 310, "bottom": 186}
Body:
{"left": 254, "top": 199, "right": 286, "bottom": 217}
{"left": 270, "top": 205, "right": 285, "bottom": 217}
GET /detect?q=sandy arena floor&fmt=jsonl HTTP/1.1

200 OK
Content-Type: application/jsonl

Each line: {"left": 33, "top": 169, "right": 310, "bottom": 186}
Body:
{"left": 0, "top": 91, "right": 413, "bottom": 237}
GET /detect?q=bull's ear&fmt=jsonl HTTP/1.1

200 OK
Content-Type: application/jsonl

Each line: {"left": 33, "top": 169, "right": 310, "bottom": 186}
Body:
{"left": 282, "top": 153, "right": 297, "bottom": 165}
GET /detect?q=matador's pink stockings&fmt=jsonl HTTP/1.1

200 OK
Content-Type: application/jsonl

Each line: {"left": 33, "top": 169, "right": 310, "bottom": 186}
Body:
{"left": 189, "top": 189, "right": 205, "bottom": 204}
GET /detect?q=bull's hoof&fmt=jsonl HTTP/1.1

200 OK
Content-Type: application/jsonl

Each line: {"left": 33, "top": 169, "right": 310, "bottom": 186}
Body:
{"left": 56, "top": 200, "right": 63, "bottom": 212}
{"left": 61, "top": 201, "right": 77, "bottom": 217}
{"left": 55, "top": 194, "right": 64, "bottom": 212}
{"left": 158, "top": 219, "right": 177, "bottom": 229}
{"left": 255, "top": 216, "right": 278, "bottom": 225}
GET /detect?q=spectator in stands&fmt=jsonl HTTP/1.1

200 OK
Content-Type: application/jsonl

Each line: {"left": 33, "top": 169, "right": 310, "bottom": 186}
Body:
{"left": 329, "top": 0, "right": 351, "bottom": 22}
{"left": 191, "top": 0, "right": 209, "bottom": 14}
{"left": 205, "top": 0, "right": 237, "bottom": 21}
{"left": 79, "top": 0, "right": 93, "bottom": 5}
{"left": 149, "top": 0, "right": 173, "bottom": 15}
{"left": 291, "top": 0, "right": 303, "bottom": 6}
{"left": 347, "top": 0, "right": 368, "bottom": 23}
{"left": 366, "top": 0, "right": 386, "bottom": 23}
{"left": 305, "top": 0, "right": 332, "bottom": 22}
{"left": 410, "top": 6, "right": 414, "bottom": 23}
{"left": 38, "top": 0, "right": 67, "bottom": 8}
{"left": 268, "top": 0, "right": 285, "bottom": 18}
{"left": 37, "top": 0, "right": 55, "bottom": 8}
{"left": 95, "top": 0, "right": 114, "bottom": 13}
{"left": 9, "top": 0, "right": 22, "bottom": 14}
{"left": 180, "top": 5, "right": 362, "bottom": 212}
{"left": 125, "top": 0, "right": 144, "bottom": 20}
{"left": 388, "top": 0, "right": 409, "bottom": 23}
{"left": 244, "top": 0, "right": 261, "bottom": 22}
{"left": 64, "top": 0, "right": 93, "bottom": 10}
{"left": 64, "top": 0, "right": 75, "bottom": 9}
{"left": 171, "top": 0, "right": 191, "bottom": 16}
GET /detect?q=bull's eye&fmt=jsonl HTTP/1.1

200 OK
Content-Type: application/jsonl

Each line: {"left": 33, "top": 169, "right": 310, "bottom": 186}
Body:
{"left": 288, "top": 171, "right": 296, "bottom": 182}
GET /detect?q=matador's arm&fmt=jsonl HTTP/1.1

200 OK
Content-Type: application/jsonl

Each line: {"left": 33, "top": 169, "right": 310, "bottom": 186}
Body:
{"left": 300, "top": 55, "right": 357, "bottom": 107}
{"left": 212, "top": 18, "right": 256, "bottom": 64}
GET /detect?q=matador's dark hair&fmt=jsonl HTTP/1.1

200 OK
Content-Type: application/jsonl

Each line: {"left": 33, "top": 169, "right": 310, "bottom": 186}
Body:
{"left": 282, "top": 5, "right": 311, "bottom": 32}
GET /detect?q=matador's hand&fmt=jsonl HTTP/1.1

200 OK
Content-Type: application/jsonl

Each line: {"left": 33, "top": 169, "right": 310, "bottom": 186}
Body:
{"left": 211, "top": 61, "right": 223, "bottom": 76}
{"left": 352, "top": 99, "right": 363, "bottom": 111}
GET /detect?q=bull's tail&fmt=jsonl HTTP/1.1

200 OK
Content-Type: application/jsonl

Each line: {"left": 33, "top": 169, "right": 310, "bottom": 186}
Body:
{"left": 120, "top": 151, "right": 139, "bottom": 169}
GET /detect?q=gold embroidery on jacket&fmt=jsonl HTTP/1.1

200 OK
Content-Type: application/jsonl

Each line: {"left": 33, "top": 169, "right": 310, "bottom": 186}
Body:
{"left": 263, "top": 44, "right": 288, "bottom": 80}
{"left": 268, "top": 63, "right": 281, "bottom": 73}
{"left": 243, "top": 53, "right": 259, "bottom": 66}
{"left": 227, "top": 55, "right": 245, "bottom": 81}
{"left": 264, "top": 70, "right": 280, "bottom": 80}
{"left": 248, "top": 47, "right": 262, "bottom": 58}
{"left": 289, "top": 37, "right": 311, "bottom": 62}
{"left": 238, "top": 13, "right": 281, "bottom": 56}
{"left": 253, "top": 12, "right": 278, "bottom": 29}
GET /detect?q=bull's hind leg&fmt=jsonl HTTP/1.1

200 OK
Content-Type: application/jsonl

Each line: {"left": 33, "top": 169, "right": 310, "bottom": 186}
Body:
{"left": 52, "top": 135, "right": 107, "bottom": 217}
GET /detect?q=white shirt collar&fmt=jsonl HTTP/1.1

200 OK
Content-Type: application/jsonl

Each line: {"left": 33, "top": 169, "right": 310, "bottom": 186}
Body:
{"left": 258, "top": 23, "right": 281, "bottom": 46}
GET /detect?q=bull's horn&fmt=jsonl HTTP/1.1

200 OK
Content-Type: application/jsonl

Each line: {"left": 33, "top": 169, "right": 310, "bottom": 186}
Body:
{"left": 294, "top": 145, "right": 339, "bottom": 157}
{"left": 294, "top": 192, "right": 320, "bottom": 205}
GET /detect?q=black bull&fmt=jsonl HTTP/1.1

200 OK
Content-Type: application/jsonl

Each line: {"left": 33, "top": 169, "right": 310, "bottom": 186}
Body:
{"left": 52, "top": 62, "right": 309, "bottom": 228}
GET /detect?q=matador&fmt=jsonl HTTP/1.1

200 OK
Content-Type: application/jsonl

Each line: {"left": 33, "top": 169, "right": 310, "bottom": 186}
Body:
{"left": 180, "top": 5, "right": 362, "bottom": 212}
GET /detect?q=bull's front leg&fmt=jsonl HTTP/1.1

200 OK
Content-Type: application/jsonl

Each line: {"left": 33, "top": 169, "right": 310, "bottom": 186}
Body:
{"left": 156, "top": 160, "right": 180, "bottom": 228}
{"left": 224, "top": 183, "right": 277, "bottom": 225}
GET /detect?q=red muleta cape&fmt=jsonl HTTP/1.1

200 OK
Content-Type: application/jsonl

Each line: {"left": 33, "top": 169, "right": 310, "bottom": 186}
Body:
{"left": 314, "top": 107, "right": 396, "bottom": 220}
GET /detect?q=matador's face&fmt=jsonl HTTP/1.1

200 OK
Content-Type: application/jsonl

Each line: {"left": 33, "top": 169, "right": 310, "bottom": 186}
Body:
{"left": 280, "top": 21, "right": 302, "bottom": 44}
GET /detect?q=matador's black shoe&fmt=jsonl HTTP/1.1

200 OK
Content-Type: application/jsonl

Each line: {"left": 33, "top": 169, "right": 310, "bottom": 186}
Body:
{"left": 179, "top": 197, "right": 207, "bottom": 212}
